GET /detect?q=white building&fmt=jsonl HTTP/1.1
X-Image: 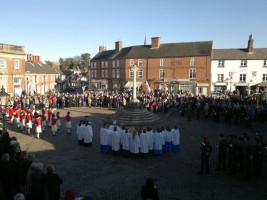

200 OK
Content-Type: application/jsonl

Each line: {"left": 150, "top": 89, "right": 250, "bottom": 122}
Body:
{"left": 211, "top": 35, "right": 267, "bottom": 95}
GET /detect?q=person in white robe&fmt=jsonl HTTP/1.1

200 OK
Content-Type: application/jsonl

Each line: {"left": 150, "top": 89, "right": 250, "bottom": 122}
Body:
{"left": 108, "top": 120, "right": 121, "bottom": 132}
{"left": 77, "top": 120, "right": 85, "bottom": 145}
{"left": 140, "top": 129, "right": 150, "bottom": 158}
{"left": 164, "top": 126, "right": 172, "bottom": 152}
{"left": 100, "top": 123, "right": 109, "bottom": 153}
{"left": 153, "top": 128, "right": 165, "bottom": 155}
{"left": 111, "top": 126, "right": 121, "bottom": 155}
{"left": 130, "top": 129, "right": 140, "bottom": 157}
{"left": 121, "top": 127, "right": 131, "bottom": 157}
{"left": 147, "top": 127, "right": 154, "bottom": 154}
{"left": 171, "top": 125, "right": 180, "bottom": 152}
{"left": 83, "top": 122, "right": 93, "bottom": 146}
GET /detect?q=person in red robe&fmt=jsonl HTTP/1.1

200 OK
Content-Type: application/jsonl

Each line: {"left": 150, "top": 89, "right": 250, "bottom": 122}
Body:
{"left": 65, "top": 112, "right": 71, "bottom": 134}
{"left": 35, "top": 117, "right": 42, "bottom": 138}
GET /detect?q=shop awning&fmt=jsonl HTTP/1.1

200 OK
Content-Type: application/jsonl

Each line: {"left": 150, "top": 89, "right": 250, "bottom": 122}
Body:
{"left": 124, "top": 81, "right": 143, "bottom": 88}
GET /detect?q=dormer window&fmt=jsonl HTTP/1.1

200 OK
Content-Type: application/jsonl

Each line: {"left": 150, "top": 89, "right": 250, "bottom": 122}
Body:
{"left": 218, "top": 60, "right": 224, "bottom": 67}
{"left": 240, "top": 60, "right": 247, "bottom": 67}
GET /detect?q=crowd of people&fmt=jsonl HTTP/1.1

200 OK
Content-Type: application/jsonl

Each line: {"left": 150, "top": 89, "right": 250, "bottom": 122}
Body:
{"left": 98, "top": 122, "right": 180, "bottom": 157}
{"left": 0, "top": 89, "right": 266, "bottom": 200}
{"left": 199, "top": 131, "right": 265, "bottom": 179}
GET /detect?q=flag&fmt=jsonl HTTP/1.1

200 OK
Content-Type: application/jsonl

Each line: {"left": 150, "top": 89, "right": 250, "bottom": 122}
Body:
{"left": 164, "top": 83, "right": 168, "bottom": 91}
{"left": 146, "top": 80, "right": 151, "bottom": 93}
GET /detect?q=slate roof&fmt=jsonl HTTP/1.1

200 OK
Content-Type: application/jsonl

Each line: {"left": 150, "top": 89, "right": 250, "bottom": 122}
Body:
{"left": 91, "top": 41, "right": 213, "bottom": 61}
{"left": 25, "top": 62, "right": 59, "bottom": 74}
{"left": 212, "top": 48, "right": 267, "bottom": 60}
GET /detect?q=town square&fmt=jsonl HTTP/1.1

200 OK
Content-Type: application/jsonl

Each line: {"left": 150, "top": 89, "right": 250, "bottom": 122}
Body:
{"left": 1, "top": 0, "right": 267, "bottom": 200}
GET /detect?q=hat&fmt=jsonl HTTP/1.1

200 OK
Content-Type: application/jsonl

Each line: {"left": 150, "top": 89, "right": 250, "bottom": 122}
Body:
{"left": 113, "top": 120, "right": 117, "bottom": 125}
{"left": 65, "top": 189, "right": 75, "bottom": 200}
{"left": 202, "top": 135, "right": 208, "bottom": 140}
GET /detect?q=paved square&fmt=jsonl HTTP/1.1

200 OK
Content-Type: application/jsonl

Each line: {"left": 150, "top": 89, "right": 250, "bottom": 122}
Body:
{"left": 7, "top": 107, "right": 266, "bottom": 200}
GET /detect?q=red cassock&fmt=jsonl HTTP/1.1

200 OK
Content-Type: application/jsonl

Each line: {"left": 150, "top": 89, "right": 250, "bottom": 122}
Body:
{"left": 26, "top": 115, "right": 32, "bottom": 123}
{"left": 9, "top": 108, "right": 14, "bottom": 118}
{"left": 16, "top": 111, "right": 21, "bottom": 118}
{"left": 20, "top": 115, "right": 25, "bottom": 121}
{"left": 52, "top": 118, "right": 57, "bottom": 125}
{"left": 18, "top": 104, "right": 22, "bottom": 110}
{"left": 41, "top": 115, "right": 46, "bottom": 122}
{"left": 35, "top": 118, "right": 41, "bottom": 127}
{"left": 57, "top": 114, "right": 60, "bottom": 120}
{"left": 65, "top": 115, "right": 71, "bottom": 122}
{"left": 48, "top": 109, "right": 52, "bottom": 121}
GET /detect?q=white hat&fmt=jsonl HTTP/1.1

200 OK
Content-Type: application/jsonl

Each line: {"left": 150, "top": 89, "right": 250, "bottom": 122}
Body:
{"left": 113, "top": 120, "right": 117, "bottom": 125}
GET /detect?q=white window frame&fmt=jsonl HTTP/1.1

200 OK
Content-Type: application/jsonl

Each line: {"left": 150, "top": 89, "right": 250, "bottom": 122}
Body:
{"left": 117, "top": 60, "right": 120, "bottom": 67}
{"left": 240, "top": 74, "right": 246, "bottom": 82}
{"left": 240, "top": 60, "right": 247, "bottom": 67}
{"left": 94, "top": 62, "right": 96, "bottom": 68}
{"left": 13, "top": 78, "right": 20, "bottom": 85}
{"left": 112, "top": 69, "right": 115, "bottom": 78}
{"left": 14, "top": 60, "right": 20, "bottom": 69}
{"left": 263, "top": 74, "right": 267, "bottom": 82}
{"left": 101, "top": 61, "right": 104, "bottom": 68}
{"left": 0, "top": 59, "right": 6, "bottom": 68}
{"left": 45, "top": 76, "right": 48, "bottom": 82}
{"left": 190, "top": 58, "right": 196, "bottom": 66}
{"left": 105, "top": 61, "right": 108, "bottom": 68}
{"left": 160, "top": 58, "right": 165, "bottom": 67}
{"left": 159, "top": 69, "right": 165, "bottom": 78}
{"left": 105, "top": 69, "right": 108, "bottom": 77}
{"left": 138, "top": 59, "right": 143, "bottom": 67}
{"left": 129, "top": 69, "right": 134, "bottom": 78}
{"left": 130, "top": 59, "right": 134, "bottom": 66}
{"left": 116, "top": 69, "right": 120, "bottom": 78}
{"left": 189, "top": 69, "right": 196, "bottom": 79}
{"left": 218, "top": 60, "right": 224, "bottom": 67}
{"left": 94, "top": 70, "right": 97, "bottom": 78}
{"left": 101, "top": 69, "right": 104, "bottom": 78}
{"left": 91, "top": 70, "right": 94, "bottom": 78}
{"left": 112, "top": 60, "right": 115, "bottom": 68}
{"left": 1, "top": 77, "right": 7, "bottom": 91}
{"left": 138, "top": 69, "right": 143, "bottom": 78}
{"left": 217, "top": 74, "right": 224, "bottom": 82}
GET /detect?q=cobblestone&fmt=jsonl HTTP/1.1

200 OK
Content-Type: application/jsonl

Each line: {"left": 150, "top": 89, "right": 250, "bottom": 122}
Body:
{"left": 6, "top": 107, "right": 267, "bottom": 200}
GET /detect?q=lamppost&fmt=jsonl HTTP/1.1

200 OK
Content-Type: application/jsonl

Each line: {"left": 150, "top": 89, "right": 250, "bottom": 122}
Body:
{"left": 0, "top": 86, "right": 10, "bottom": 134}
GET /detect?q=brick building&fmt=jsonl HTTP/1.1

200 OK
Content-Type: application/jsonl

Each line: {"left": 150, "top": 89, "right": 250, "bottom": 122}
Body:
{"left": 90, "top": 37, "right": 212, "bottom": 95}
{"left": 0, "top": 43, "right": 26, "bottom": 96}
{"left": 25, "top": 55, "right": 59, "bottom": 95}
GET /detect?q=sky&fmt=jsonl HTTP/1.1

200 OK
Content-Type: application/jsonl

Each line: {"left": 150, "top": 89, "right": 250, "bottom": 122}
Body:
{"left": 1, "top": 0, "right": 267, "bottom": 62}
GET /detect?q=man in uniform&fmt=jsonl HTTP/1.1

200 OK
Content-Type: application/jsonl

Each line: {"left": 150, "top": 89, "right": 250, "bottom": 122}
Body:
{"left": 216, "top": 134, "right": 229, "bottom": 171}
{"left": 199, "top": 135, "right": 212, "bottom": 175}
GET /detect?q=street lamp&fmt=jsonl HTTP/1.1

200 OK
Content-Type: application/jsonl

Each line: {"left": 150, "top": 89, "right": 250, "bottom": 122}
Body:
{"left": 0, "top": 86, "right": 10, "bottom": 106}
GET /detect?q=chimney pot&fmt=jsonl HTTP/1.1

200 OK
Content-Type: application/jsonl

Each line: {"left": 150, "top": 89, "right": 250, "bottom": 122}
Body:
{"left": 151, "top": 37, "right": 161, "bottom": 48}
{"left": 99, "top": 46, "right": 106, "bottom": 52}
{"left": 247, "top": 34, "right": 254, "bottom": 53}
{"left": 115, "top": 41, "right": 123, "bottom": 52}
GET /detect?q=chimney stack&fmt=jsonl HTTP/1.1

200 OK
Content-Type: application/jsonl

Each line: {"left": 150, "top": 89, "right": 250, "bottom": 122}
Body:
{"left": 247, "top": 34, "right": 254, "bottom": 53}
{"left": 151, "top": 37, "right": 160, "bottom": 48}
{"left": 115, "top": 41, "right": 123, "bottom": 52}
{"left": 26, "top": 54, "right": 41, "bottom": 63}
{"left": 99, "top": 46, "right": 106, "bottom": 52}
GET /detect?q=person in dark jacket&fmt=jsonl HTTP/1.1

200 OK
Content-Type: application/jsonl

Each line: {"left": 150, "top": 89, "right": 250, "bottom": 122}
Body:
{"left": 31, "top": 163, "right": 46, "bottom": 200}
{"left": 44, "top": 165, "right": 63, "bottom": 200}
{"left": 141, "top": 178, "right": 159, "bottom": 200}
{"left": 198, "top": 135, "right": 213, "bottom": 174}
{"left": 216, "top": 134, "right": 229, "bottom": 171}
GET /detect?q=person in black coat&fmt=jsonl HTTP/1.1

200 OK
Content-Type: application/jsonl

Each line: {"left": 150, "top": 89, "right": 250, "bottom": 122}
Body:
{"left": 198, "top": 135, "right": 213, "bottom": 174}
{"left": 141, "top": 178, "right": 159, "bottom": 200}
{"left": 44, "top": 165, "right": 63, "bottom": 200}
{"left": 31, "top": 163, "right": 46, "bottom": 200}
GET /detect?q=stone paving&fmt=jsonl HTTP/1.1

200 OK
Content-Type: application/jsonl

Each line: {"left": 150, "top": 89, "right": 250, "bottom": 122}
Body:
{"left": 6, "top": 107, "right": 267, "bottom": 200}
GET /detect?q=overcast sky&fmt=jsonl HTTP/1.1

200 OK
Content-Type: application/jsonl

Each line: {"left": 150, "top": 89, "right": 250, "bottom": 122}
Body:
{"left": 1, "top": 0, "right": 266, "bottom": 62}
